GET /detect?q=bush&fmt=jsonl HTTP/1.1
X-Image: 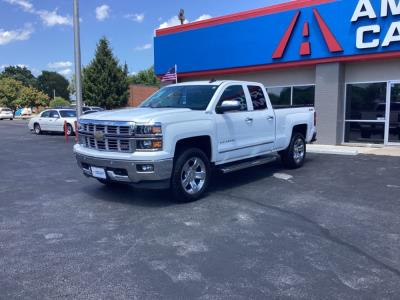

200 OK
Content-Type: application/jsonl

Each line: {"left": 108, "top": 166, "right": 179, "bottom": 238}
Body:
{"left": 49, "top": 97, "right": 71, "bottom": 108}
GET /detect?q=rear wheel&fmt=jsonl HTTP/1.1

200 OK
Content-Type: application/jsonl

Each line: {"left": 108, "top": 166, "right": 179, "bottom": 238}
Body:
{"left": 171, "top": 148, "right": 211, "bottom": 202}
{"left": 34, "top": 123, "right": 41, "bottom": 135}
{"left": 66, "top": 124, "right": 74, "bottom": 136}
{"left": 280, "top": 132, "right": 306, "bottom": 169}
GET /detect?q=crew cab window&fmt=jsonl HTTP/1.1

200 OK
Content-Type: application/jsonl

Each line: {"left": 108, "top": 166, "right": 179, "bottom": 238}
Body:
{"left": 41, "top": 111, "right": 50, "bottom": 118}
{"left": 49, "top": 110, "right": 60, "bottom": 118}
{"left": 219, "top": 85, "right": 247, "bottom": 111}
{"left": 248, "top": 86, "right": 267, "bottom": 110}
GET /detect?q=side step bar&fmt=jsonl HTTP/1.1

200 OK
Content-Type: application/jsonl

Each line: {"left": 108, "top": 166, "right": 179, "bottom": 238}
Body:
{"left": 218, "top": 155, "right": 277, "bottom": 174}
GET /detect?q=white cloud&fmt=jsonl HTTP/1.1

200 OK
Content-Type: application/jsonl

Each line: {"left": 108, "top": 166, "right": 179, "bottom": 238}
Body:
{"left": 125, "top": 13, "right": 144, "bottom": 23}
{"left": 0, "top": 24, "right": 34, "bottom": 45}
{"left": 135, "top": 43, "right": 152, "bottom": 51}
{"left": 58, "top": 68, "right": 72, "bottom": 76}
{"left": 4, "top": 0, "right": 72, "bottom": 27}
{"left": 4, "top": 0, "right": 34, "bottom": 12}
{"left": 38, "top": 9, "right": 73, "bottom": 27}
{"left": 96, "top": 5, "right": 110, "bottom": 21}
{"left": 195, "top": 14, "right": 212, "bottom": 22}
{"left": 158, "top": 14, "right": 212, "bottom": 29}
{"left": 48, "top": 61, "right": 72, "bottom": 69}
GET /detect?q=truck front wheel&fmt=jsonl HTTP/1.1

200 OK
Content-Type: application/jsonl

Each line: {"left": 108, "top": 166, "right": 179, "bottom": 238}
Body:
{"left": 171, "top": 148, "right": 211, "bottom": 202}
{"left": 279, "top": 132, "right": 306, "bottom": 169}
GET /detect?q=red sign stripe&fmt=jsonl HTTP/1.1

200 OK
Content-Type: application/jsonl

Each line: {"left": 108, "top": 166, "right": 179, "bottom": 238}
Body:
{"left": 272, "top": 11, "right": 301, "bottom": 59}
{"left": 313, "top": 8, "right": 343, "bottom": 52}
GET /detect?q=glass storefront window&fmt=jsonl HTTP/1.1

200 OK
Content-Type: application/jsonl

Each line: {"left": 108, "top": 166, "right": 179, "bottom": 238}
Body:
{"left": 293, "top": 86, "right": 315, "bottom": 106}
{"left": 267, "top": 87, "right": 291, "bottom": 107}
{"left": 345, "top": 83, "right": 387, "bottom": 121}
{"left": 345, "top": 122, "right": 385, "bottom": 144}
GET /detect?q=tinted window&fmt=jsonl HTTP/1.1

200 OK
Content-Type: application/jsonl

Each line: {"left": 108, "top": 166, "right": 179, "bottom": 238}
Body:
{"left": 293, "top": 86, "right": 315, "bottom": 106}
{"left": 219, "top": 85, "right": 247, "bottom": 111}
{"left": 141, "top": 85, "right": 218, "bottom": 110}
{"left": 60, "top": 110, "right": 77, "bottom": 118}
{"left": 248, "top": 86, "right": 267, "bottom": 110}
{"left": 267, "top": 87, "right": 291, "bottom": 107}
{"left": 41, "top": 111, "right": 50, "bottom": 118}
{"left": 49, "top": 110, "right": 60, "bottom": 118}
{"left": 346, "top": 83, "right": 387, "bottom": 120}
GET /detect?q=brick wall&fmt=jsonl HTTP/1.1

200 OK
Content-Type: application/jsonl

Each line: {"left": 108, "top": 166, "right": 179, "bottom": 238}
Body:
{"left": 128, "top": 84, "right": 159, "bottom": 107}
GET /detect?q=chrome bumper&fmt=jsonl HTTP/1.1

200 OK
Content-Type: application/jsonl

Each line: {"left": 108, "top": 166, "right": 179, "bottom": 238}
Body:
{"left": 75, "top": 153, "right": 173, "bottom": 188}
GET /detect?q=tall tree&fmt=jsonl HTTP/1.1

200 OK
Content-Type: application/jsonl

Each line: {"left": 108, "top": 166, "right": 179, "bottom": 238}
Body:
{"left": 37, "top": 71, "right": 70, "bottom": 100}
{"left": 83, "top": 37, "right": 128, "bottom": 109}
{"left": 0, "top": 78, "right": 24, "bottom": 109}
{"left": 128, "top": 66, "right": 159, "bottom": 86}
{"left": 0, "top": 66, "right": 37, "bottom": 87}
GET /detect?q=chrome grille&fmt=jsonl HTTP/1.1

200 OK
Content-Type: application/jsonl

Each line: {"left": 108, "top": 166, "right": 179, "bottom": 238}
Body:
{"left": 78, "top": 120, "right": 135, "bottom": 153}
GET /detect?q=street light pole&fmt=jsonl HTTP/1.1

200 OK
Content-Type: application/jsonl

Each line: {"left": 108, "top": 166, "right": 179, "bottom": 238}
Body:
{"left": 73, "top": 0, "right": 83, "bottom": 117}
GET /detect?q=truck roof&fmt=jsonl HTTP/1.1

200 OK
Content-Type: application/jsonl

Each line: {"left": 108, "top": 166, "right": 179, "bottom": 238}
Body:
{"left": 172, "top": 80, "right": 264, "bottom": 87}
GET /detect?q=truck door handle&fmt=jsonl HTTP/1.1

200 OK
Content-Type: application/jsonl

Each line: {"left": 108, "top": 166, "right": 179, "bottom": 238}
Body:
{"left": 245, "top": 117, "right": 253, "bottom": 123}
{"left": 267, "top": 116, "right": 274, "bottom": 121}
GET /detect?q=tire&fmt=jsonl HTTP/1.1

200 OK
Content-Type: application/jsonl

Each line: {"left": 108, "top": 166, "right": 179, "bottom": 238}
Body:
{"left": 280, "top": 132, "right": 306, "bottom": 169}
{"left": 10, "top": 118, "right": 13, "bottom": 120}
{"left": 171, "top": 148, "right": 211, "bottom": 202}
{"left": 34, "top": 123, "right": 41, "bottom": 135}
{"left": 66, "top": 124, "right": 74, "bottom": 136}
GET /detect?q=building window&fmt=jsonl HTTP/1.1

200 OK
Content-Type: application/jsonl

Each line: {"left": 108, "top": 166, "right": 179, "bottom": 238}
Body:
{"left": 344, "top": 82, "right": 387, "bottom": 144}
{"left": 248, "top": 86, "right": 267, "bottom": 110}
{"left": 266, "top": 85, "right": 315, "bottom": 108}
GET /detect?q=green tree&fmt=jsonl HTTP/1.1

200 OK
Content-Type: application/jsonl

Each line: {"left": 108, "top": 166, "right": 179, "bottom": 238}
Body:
{"left": 83, "top": 37, "right": 128, "bottom": 109}
{"left": 0, "top": 78, "right": 24, "bottom": 109}
{"left": 128, "top": 66, "right": 159, "bottom": 86}
{"left": 14, "top": 86, "right": 50, "bottom": 108}
{"left": 0, "top": 65, "right": 37, "bottom": 87}
{"left": 49, "top": 97, "right": 70, "bottom": 108}
{"left": 37, "top": 71, "right": 70, "bottom": 100}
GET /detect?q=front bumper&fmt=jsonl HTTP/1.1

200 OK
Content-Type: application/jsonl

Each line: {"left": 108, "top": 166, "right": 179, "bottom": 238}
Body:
{"left": 75, "top": 153, "right": 173, "bottom": 189}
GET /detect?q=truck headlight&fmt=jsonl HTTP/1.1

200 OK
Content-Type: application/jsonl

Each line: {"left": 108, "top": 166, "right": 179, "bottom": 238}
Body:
{"left": 136, "top": 139, "right": 163, "bottom": 151}
{"left": 136, "top": 124, "right": 162, "bottom": 135}
{"left": 78, "top": 121, "right": 85, "bottom": 131}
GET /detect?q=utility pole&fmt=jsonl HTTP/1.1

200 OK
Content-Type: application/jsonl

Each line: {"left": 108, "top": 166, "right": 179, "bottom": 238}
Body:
{"left": 73, "top": 0, "right": 83, "bottom": 117}
{"left": 53, "top": 89, "right": 56, "bottom": 99}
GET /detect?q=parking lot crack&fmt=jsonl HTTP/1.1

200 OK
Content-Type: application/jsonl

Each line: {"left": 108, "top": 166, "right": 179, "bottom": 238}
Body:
{"left": 217, "top": 191, "right": 400, "bottom": 279}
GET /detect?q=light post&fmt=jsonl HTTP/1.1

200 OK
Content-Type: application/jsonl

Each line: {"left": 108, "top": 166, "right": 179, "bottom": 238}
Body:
{"left": 73, "top": 0, "right": 83, "bottom": 117}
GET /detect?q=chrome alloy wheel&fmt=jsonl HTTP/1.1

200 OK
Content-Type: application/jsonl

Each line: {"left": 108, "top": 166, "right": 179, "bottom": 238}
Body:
{"left": 293, "top": 137, "right": 305, "bottom": 164}
{"left": 181, "top": 157, "right": 207, "bottom": 195}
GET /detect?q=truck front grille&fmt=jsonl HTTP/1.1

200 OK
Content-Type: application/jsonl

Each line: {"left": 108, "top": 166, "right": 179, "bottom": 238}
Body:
{"left": 78, "top": 120, "right": 135, "bottom": 153}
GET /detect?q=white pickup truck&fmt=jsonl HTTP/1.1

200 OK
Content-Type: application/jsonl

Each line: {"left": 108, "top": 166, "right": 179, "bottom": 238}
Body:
{"left": 74, "top": 81, "right": 316, "bottom": 202}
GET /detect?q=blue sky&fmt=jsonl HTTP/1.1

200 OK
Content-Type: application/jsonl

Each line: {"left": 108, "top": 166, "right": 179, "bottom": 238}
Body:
{"left": 0, "top": 0, "right": 288, "bottom": 78}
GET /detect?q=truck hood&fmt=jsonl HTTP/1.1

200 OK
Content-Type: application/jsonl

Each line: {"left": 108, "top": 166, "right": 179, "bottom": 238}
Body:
{"left": 79, "top": 107, "right": 193, "bottom": 123}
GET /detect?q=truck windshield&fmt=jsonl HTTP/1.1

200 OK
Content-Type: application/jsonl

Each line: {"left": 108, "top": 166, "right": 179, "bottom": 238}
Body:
{"left": 140, "top": 85, "right": 219, "bottom": 110}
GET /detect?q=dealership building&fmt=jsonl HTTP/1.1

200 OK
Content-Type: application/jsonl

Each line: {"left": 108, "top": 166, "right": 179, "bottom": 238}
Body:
{"left": 154, "top": 0, "right": 400, "bottom": 146}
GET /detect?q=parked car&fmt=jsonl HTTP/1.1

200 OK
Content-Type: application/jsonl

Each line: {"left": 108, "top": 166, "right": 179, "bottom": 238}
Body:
{"left": 28, "top": 109, "right": 77, "bottom": 136}
{"left": 83, "top": 109, "right": 102, "bottom": 115}
{"left": 83, "top": 106, "right": 104, "bottom": 113}
{"left": 0, "top": 108, "right": 14, "bottom": 120}
{"left": 74, "top": 81, "right": 317, "bottom": 202}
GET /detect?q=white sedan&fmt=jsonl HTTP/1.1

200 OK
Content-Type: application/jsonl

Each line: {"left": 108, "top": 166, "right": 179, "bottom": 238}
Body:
{"left": 28, "top": 109, "right": 77, "bottom": 136}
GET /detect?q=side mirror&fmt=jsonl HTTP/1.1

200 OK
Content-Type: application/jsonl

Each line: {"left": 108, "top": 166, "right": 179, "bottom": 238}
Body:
{"left": 216, "top": 100, "right": 242, "bottom": 114}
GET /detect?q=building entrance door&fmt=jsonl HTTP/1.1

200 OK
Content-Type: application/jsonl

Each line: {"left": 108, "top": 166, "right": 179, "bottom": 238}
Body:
{"left": 385, "top": 81, "right": 400, "bottom": 145}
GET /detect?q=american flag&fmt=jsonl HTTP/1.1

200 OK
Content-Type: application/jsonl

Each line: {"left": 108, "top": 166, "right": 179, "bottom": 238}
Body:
{"left": 161, "top": 65, "right": 177, "bottom": 83}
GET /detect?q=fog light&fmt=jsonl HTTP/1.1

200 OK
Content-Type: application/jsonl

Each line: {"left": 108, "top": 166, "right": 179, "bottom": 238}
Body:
{"left": 137, "top": 164, "right": 154, "bottom": 172}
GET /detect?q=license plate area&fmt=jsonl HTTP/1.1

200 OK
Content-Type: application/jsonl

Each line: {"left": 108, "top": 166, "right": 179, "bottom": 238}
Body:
{"left": 90, "top": 166, "right": 107, "bottom": 179}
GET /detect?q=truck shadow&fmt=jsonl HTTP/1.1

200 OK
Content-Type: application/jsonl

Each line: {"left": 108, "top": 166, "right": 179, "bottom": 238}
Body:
{"left": 82, "top": 155, "right": 318, "bottom": 207}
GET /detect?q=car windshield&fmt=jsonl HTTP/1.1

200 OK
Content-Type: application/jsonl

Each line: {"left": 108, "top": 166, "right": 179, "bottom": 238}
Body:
{"left": 59, "top": 110, "right": 76, "bottom": 118}
{"left": 3, "top": 109, "right": 12, "bottom": 112}
{"left": 140, "top": 85, "right": 219, "bottom": 110}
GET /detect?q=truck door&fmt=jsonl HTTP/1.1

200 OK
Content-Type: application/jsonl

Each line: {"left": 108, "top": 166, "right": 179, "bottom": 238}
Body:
{"left": 214, "top": 84, "right": 257, "bottom": 161}
{"left": 245, "top": 85, "right": 276, "bottom": 152}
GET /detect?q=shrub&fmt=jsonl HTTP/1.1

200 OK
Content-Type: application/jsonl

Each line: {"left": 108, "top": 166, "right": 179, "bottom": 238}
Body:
{"left": 49, "top": 97, "right": 71, "bottom": 108}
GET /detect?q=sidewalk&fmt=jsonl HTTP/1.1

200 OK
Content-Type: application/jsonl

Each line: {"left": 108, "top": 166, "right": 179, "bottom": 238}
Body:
{"left": 307, "top": 144, "right": 400, "bottom": 157}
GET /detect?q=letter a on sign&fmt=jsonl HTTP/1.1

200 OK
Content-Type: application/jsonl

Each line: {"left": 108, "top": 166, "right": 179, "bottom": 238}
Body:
{"left": 351, "top": 0, "right": 377, "bottom": 22}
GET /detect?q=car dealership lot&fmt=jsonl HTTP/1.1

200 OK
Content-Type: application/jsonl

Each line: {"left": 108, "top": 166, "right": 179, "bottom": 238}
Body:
{"left": 1, "top": 120, "right": 400, "bottom": 299}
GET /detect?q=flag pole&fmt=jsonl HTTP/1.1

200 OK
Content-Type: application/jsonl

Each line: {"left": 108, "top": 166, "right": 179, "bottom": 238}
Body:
{"left": 175, "top": 64, "right": 178, "bottom": 84}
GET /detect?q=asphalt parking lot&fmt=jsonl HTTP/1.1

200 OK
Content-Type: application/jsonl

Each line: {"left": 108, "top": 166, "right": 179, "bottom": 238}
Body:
{"left": 1, "top": 120, "right": 400, "bottom": 299}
